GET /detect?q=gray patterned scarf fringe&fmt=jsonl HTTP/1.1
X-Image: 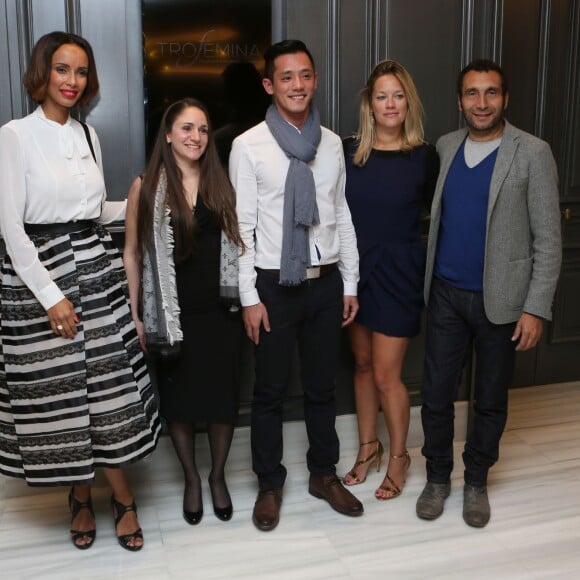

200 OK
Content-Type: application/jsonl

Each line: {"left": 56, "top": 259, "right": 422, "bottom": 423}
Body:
{"left": 142, "top": 171, "right": 239, "bottom": 348}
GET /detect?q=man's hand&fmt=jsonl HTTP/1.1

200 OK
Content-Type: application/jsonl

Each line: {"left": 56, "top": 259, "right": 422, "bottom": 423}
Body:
{"left": 242, "top": 302, "right": 271, "bottom": 345}
{"left": 342, "top": 295, "right": 359, "bottom": 327}
{"left": 512, "top": 312, "right": 544, "bottom": 351}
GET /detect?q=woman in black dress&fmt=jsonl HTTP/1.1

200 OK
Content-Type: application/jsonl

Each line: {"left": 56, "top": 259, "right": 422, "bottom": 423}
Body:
{"left": 343, "top": 61, "right": 439, "bottom": 499}
{"left": 124, "top": 98, "right": 243, "bottom": 524}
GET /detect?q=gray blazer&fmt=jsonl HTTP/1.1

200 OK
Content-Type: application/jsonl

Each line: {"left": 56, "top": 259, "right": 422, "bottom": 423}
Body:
{"left": 425, "top": 121, "right": 562, "bottom": 324}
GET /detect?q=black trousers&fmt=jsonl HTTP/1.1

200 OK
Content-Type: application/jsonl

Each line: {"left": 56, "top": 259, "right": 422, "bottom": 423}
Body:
{"left": 421, "top": 278, "right": 517, "bottom": 487}
{"left": 251, "top": 268, "right": 343, "bottom": 491}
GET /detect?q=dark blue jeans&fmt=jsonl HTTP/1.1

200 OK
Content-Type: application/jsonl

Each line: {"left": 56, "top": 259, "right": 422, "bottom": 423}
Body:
{"left": 251, "top": 269, "right": 343, "bottom": 491}
{"left": 421, "top": 278, "right": 517, "bottom": 487}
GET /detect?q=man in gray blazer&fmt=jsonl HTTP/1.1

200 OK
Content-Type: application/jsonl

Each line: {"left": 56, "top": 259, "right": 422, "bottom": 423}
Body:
{"left": 416, "top": 59, "right": 561, "bottom": 528}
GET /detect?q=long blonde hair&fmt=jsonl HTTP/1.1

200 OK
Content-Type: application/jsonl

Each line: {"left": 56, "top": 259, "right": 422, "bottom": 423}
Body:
{"left": 353, "top": 60, "right": 425, "bottom": 166}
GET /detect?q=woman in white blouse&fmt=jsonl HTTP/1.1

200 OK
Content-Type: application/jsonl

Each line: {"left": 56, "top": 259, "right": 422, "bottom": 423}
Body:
{"left": 0, "top": 31, "right": 160, "bottom": 551}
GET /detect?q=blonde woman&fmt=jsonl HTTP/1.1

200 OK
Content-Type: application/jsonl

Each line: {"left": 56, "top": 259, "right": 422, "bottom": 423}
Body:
{"left": 343, "top": 61, "right": 439, "bottom": 499}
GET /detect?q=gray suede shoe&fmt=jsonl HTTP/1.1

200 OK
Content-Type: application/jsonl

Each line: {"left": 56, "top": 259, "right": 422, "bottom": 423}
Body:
{"left": 416, "top": 481, "right": 451, "bottom": 520}
{"left": 463, "top": 484, "right": 490, "bottom": 528}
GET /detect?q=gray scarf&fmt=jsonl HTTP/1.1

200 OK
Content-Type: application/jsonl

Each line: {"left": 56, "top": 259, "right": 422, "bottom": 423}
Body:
{"left": 142, "top": 171, "right": 182, "bottom": 347}
{"left": 265, "top": 104, "right": 321, "bottom": 285}
{"left": 142, "top": 171, "right": 240, "bottom": 347}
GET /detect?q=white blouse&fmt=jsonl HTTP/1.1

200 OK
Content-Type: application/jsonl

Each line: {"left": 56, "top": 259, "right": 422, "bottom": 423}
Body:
{"left": 0, "top": 107, "right": 126, "bottom": 310}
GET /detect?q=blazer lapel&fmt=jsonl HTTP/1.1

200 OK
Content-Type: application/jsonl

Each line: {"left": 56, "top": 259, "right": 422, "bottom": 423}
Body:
{"left": 440, "top": 131, "right": 467, "bottom": 181}
{"left": 487, "top": 121, "right": 519, "bottom": 218}
{"left": 432, "top": 130, "right": 467, "bottom": 215}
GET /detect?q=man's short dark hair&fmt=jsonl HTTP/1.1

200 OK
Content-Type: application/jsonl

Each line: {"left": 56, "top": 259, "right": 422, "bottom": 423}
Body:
{"left": 457, "top": 59, "right": 509, "bottom": 97}
{"left": 263, "top": 39, "right": 315, "bottom": 81}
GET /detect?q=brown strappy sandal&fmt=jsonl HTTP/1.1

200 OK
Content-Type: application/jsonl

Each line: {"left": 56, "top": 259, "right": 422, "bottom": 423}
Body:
{"left": 344, "top": 439, "right": 384, "bottom": 486}
{"left": 375, "top": 450, "right": 411, "bottom": 500}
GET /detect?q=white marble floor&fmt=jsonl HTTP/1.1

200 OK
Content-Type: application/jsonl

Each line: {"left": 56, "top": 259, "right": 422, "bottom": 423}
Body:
{"left": 1, "top": 382, "right": 579, "bottom": 579}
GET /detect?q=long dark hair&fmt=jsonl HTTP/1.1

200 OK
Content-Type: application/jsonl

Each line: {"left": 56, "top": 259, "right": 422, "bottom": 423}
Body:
{"left": 138, "top": 98, "right": 243, "bottom": 263}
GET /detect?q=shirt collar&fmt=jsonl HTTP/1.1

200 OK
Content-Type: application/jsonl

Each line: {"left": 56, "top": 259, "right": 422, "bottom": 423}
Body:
{"left": 34, "top": 106, "right": 92, "bottom": 160}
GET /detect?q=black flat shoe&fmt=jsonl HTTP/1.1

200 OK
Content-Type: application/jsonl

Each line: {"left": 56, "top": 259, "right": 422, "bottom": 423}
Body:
{"left": 183, "top": 508, "right": 203, "bottom": 525}
{"left": 209, "top": 478, "right": 233, "bottom": 522}
{"left": 111, "top": 495, "right": 143, "bottom": 552}
{"left": 183, "top": 485, "right": 203, "bottom": 525}
{"left": 213, "top": 503, "right": 233, "bottom": 522}
{"left": 68, "top": 487, "right": 96, "bottom": 550}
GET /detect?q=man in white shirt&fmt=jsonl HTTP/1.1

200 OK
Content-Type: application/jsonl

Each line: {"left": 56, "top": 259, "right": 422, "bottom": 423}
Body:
{"left": 229, "top": 39, "right": 362, "bottom": 531}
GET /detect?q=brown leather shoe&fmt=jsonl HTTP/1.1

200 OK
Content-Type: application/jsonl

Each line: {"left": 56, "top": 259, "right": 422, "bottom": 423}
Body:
{"left": 309, "top": 474, "right": 364, "bottom": 517}
{"left": 252, "top": 489, "right": 283, "bottom": 531}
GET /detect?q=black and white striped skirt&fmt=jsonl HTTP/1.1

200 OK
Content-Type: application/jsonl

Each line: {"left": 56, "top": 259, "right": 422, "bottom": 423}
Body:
{"left": 0, "top": 224, "right": 161, "bottom": 486}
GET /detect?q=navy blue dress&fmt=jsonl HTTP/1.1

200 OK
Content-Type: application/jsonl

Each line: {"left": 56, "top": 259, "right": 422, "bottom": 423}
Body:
{"left": 344, "top": 139, "right": 439, "bottom": 337}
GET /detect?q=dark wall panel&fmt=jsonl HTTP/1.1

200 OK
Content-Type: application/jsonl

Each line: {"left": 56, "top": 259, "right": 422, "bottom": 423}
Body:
{"left": 544, "top": 0, "right": 572, "bottom": 169}
{"left": 0, "top": 0, "right": 12, "bottom": 126}
{"left": 80, "top": 0, "right": 144, "bottom": 199}
{"left": 30, "top": 0, "right": 66, "bottom": 38}
{"left": 387, "top": 0, "right": 464, "bottom": 143}
{"left": 286, "top": 0, "right": 333, "bottom": 126}
{"left": 501, "top": 0, "right": 541, "bottom": 134}
{"left": 472, "top": 0, "right": 501, "bottom": 60}
{"left": 338, "top": 0, "right": 371, "bottom": 137}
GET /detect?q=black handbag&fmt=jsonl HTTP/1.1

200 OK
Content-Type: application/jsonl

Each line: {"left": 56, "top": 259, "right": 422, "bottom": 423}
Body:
{"left": 145, "top": 333, "right": 181, "bottom": 361}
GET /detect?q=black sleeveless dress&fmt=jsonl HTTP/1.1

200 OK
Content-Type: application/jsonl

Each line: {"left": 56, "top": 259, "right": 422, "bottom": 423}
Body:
{"left": 156, "top": 198, "right": 242, "bottom": 425}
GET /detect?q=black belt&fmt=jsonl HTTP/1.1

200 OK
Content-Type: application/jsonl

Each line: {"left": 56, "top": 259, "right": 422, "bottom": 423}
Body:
{"left": 24, "top": 221, "right": 95, "bottom": 235}
{"left": 258, "top": 263, "right": 338, "bottom": 279}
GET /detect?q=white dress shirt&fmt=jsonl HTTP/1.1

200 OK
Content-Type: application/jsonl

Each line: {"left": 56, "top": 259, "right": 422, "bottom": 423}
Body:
{"left": 229, "top": 120, "right": 359, "bottom": 307}
{"left": 0, "top": 107, "right": 126, "bottom": 310}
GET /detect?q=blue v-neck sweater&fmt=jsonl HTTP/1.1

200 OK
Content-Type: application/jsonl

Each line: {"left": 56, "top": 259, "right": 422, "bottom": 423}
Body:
{"left": 434, "top": 142, "right": 498, "bottom": 291}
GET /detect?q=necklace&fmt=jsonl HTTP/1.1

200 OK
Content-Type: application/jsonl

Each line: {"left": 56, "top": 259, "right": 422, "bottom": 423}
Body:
{"left": 184, "top": 188, "right": 197, "bottom": 211}
{"left": 182, "top": 171, "right": 199, "bottom": 211}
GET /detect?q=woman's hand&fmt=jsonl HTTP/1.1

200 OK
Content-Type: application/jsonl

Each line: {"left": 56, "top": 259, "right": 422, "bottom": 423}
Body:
{"left": 134, "top": 318, "right": 147, "bottom": 352}
{"left": 47, "top": 298, "right": 79, "bottom": 339}
{"left": 123, "top": 176, "right": 147, "bottom": 353}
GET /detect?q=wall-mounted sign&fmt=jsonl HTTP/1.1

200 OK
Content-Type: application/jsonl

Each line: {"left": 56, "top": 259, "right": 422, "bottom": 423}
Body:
{"left": 142, "top": 0, "right": 272, "bottom": 160}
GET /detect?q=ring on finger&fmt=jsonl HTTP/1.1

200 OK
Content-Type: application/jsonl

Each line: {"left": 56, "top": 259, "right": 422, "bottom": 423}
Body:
{"left": 56, "top": 324, "right": 64, "bottom": 331}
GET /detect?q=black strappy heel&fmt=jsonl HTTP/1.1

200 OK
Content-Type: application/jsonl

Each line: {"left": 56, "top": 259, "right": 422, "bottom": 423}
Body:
{"left": 68, "top": 487, "right": 96, "bottom": 550}
{"left": 111, "top": 495, "right": 143, "bottom": 552}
